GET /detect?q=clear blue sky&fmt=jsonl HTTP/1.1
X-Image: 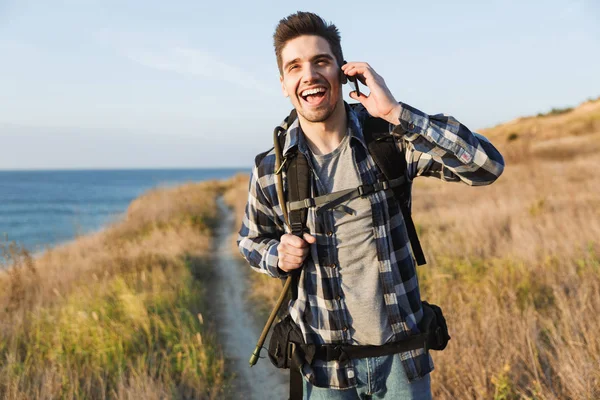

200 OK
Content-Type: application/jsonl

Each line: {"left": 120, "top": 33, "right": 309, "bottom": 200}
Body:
{"left": 1, "top": 0, "right": 598, "bottom": 169}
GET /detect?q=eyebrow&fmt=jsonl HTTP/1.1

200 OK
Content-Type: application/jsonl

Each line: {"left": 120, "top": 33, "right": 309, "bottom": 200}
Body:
{"left": 283, "top": 53, "right": 335, "bottom": 71}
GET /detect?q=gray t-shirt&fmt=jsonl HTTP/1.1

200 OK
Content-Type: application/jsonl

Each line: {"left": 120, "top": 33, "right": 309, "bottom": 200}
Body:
{"left": 310, "top": 131, "right": 394, "bottom": 345}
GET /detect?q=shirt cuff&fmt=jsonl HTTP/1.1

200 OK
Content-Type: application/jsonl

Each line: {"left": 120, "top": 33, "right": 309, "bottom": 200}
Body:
{"left": 391, "top": 102, "right": 430, "bottom": 138}
{"left": 264, "top": 242, "right": 289, "bottom": 278}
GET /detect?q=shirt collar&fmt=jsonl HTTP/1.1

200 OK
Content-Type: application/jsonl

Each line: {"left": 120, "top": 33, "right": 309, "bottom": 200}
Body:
{"left": 281, "top": 102, "right": 368, "bottom": 158}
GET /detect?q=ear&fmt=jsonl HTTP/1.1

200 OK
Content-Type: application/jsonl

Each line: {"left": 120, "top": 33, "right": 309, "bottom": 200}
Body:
{"left": 280, "top": 75, "right": 289, "bottom": 97}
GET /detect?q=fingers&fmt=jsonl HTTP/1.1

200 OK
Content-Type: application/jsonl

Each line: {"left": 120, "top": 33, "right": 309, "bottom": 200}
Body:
{"left": 278, "top": 252, "right": 306, "bottom": 266}
{"left": 278, "top": 233, "right": 315, "bottom": 272}
{"left": 349, "top": 91, "right": 369, "bottom": 102}
{"left": 278, "top": 241, "right": 308, "bottom": 257}
{"left": 341, "top": 62, "right": 375, "bottom": 82}
{"left": 341, "top": 61, "right": 371, "bottom": 73}
{"left": 343, "top": 61, "right": 396, "bottom": 117}
{"left": 281, "top": 233, "right": 309, "bottom": 248}
{"left": 303, "top": 233, "right": 317, "bottom": 244}
{"left": 277, "top": 245, "right": 310, "bottom": 271}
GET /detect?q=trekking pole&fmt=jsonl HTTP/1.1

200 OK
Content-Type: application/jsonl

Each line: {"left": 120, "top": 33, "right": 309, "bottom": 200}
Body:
{"left": 249, "top": 274, "right": 293, "bottom": 366}
{"left": 249, "top": 126, "right": 294, "bottom": 367}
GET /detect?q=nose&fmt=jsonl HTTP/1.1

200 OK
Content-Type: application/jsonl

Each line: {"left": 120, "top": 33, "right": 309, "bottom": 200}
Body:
{"left": 301, "top": 62, "right": 319, "bottom": 83}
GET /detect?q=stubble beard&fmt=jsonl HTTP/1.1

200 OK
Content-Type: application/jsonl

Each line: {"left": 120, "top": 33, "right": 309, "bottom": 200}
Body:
{"left": 296, "top": 95, "right": 340, "bottom": 123}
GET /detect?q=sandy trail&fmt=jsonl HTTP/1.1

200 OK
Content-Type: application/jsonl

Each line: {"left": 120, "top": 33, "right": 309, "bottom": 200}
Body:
{"left": 213, "top": 197, "right": 287, "bottom": 399}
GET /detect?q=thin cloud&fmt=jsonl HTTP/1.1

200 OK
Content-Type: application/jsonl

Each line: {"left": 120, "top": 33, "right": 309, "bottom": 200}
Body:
{"left": 126, "top": 46, "right": 275, "bottom": 95}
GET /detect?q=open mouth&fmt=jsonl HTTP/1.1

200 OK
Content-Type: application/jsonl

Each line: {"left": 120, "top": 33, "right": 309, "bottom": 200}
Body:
{"left": 299, "top": 86, "right": 327, "bottom": 106}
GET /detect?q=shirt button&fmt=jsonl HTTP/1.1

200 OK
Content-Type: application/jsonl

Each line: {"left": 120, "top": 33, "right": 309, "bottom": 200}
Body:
{"left": 335, "top": 295, "right": 341, "bottom": 301}
{"left": 329, "top": 263, "right": 336, "bottom": 268}
{"left": 408, "top": 122, "right": 415, "bottom": 131}
{"left": 327, "top": 231, "right": 333, "bottom": 237}
{"left": 342, "top": 326, "right": 348, "bottom": 332}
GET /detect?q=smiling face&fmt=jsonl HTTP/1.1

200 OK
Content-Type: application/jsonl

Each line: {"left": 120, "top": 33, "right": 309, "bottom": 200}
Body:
{"left": 279, "top": 35, "right": 343, "bottom": 123}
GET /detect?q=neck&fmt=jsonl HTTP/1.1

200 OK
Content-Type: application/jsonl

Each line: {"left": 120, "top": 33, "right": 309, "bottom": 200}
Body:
{"left": 298, "top": 101, "right": 347, "bottom": 156}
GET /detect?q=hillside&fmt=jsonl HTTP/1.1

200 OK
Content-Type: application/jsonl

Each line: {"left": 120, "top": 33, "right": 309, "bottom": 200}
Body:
{"left": 480, "top": 97, "right": 600, "bottom": 163}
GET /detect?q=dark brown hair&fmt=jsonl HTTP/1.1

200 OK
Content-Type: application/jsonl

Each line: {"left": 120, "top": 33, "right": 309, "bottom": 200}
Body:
{"left": 273, "top": 11, "right": 344, "bottom": 74}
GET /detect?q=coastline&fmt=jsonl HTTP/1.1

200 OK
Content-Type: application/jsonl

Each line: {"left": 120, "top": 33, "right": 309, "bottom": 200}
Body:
{"left": 0, "top": 167, "right": 248, "bottom": 257}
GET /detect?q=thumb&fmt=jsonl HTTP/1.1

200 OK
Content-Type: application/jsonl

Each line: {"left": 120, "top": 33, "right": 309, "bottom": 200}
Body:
{"left": 350, "top": 91, "right": 368, "bottom": 103}
{"left": 303, "top": 232, "right": 317, "bottom": 244}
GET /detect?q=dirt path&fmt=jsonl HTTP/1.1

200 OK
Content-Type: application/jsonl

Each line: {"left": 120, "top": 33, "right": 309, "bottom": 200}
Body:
{"left": 213, "top": 197, "right": 287, "bottom": 399}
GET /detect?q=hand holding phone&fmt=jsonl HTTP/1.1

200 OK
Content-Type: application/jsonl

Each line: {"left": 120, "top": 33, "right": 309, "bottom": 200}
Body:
{"left": 340, "top": 61, "right": 402, "bottom": 124}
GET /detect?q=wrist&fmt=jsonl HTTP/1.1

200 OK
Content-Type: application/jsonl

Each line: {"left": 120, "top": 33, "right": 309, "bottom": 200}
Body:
{"left": 277, "top": 259, "right": 287, "bottom": 273}
{"left": 277, "top": 266, "right": 289, "bottom": 276}
{"left": 276, "top": 261, "right": 290, "bottom": 277}
{"left": 382, "top": 103, "right": 402, "bottom": 125}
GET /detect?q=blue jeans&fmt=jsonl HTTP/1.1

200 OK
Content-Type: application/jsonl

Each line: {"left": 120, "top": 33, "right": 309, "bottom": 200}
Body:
{"left": 302, "top": 355, "right": 432, "bottom": 399}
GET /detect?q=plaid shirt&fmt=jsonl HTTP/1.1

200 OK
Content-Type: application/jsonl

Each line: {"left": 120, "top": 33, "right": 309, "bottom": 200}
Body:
{"left": 238, "top": 102, "right": 505, "bottom": 389}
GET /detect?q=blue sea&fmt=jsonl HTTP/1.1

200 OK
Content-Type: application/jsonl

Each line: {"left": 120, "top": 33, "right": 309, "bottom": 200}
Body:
{"left": 0, "top": 168, "right": 247, "bottom": 253}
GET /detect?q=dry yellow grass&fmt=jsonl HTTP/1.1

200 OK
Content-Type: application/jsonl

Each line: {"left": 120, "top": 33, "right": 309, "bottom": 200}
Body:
{"left": 0, "top": 179, "right": 236, "bottom": 399}
{"left": 413, "top": 153, "right": 599, "bottom": 399}
{"left": 230, "top": 99, "right": 600, "bottom": 399}
{"left": 481, "top": 98, "right": 600, "bottom": 164}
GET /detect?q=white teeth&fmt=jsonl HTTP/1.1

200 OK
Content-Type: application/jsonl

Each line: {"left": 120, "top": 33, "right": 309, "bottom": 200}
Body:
{"left": 301, "top": 87, "right": 326, "bottom": 97}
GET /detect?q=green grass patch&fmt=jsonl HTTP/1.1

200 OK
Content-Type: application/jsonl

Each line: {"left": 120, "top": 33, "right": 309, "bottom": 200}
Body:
{"left": 0, "top": 254, "right": 225, "bottom": 399}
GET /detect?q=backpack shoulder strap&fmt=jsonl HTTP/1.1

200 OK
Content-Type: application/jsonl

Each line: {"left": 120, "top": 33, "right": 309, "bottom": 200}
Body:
{"left": 361, "top": 113, "right": 427, "bottom": 266}
{"left": 276, "top": 109, "right": 309, "bottom": 237}
{"left": 275, "top": 108, "right": 310, "bottom": 299}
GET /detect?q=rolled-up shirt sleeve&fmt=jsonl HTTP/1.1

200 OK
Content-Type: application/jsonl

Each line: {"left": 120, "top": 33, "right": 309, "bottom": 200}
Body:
{"left": 392, "top": 102, "right": 505, "bottom": 185}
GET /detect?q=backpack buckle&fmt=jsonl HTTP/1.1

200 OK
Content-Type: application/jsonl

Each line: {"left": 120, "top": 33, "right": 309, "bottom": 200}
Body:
{"left": 303, "top": 198, "right": 316, "bottom": 208}
{"left": 287, "top": 342, "right": 296, "bottom": 360}
{"left": 337, "top": 347, "right": 350, "bottom": 364}
{"left": 358, "top": 184, "right": 374, "bottom": 197}
{"left": 325, "top": 345, "right": 349, "bottom": 363}
{"left": 290, "top": 222, "right": 304, "bottom": 237}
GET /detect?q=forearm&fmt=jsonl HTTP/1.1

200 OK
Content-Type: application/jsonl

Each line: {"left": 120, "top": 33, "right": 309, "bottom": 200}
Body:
{"left": 393, "top": 102, "right": 505, "bottom": 185}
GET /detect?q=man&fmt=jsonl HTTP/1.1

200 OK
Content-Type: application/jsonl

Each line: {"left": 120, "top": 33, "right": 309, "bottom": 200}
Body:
{"left": 238, "top": 11, "right": 504, "bottom": 399}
